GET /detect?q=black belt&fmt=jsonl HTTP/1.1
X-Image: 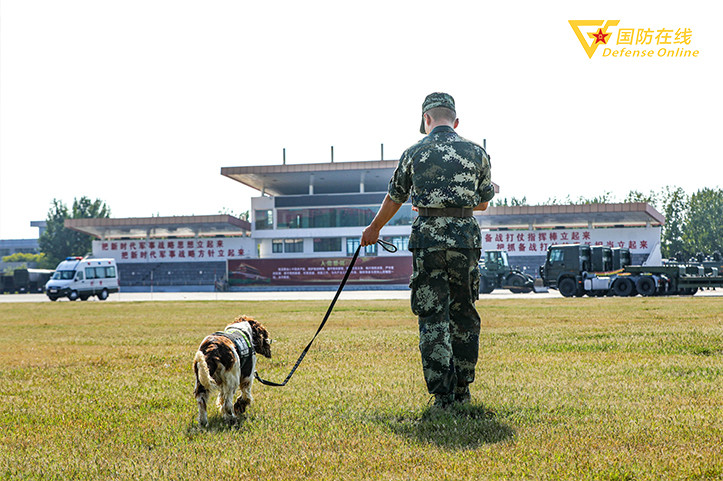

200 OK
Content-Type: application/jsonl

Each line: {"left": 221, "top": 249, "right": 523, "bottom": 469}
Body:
{"left": 417, "top": 207, "right": 474, "bottom": 217}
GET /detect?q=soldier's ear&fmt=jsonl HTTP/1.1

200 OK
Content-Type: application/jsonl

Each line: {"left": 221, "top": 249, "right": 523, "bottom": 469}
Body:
{"left": 423, "top": 113, "right": 432, "bottom": 133}
{"left": 453, "top": 118, "right": 459, "bottom": 129}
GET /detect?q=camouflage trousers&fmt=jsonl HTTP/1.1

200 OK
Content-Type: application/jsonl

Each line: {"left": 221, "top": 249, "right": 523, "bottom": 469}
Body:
{"left": 410, "top": 247, "right": 481, "bottom": 396}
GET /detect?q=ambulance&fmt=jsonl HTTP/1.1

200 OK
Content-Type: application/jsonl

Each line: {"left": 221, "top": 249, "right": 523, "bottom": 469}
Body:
{"left": 45, "top": 257, "right": 119, "bottom": 301}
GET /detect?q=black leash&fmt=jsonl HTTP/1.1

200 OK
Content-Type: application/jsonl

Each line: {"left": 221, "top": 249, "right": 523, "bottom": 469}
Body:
{"left": 254, "top": 239, "right": 397, "bottom": 387}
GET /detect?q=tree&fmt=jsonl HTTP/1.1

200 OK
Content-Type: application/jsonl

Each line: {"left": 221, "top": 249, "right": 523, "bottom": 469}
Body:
{"left": 491, "top": 196, "right": 527, "bottom": 207}
{"left": 38, "top": 197, "right": 111, "bottom": 266}
{"left": 624, "top": 189, "right": 661, "bottom": 211}
{"left": 1, "top": 252, "right": 52, "bottom": 270}
{"left": 218, "top": 207, "right": 250, "bottom": 221}
{"left": 576, "top": 191, "right": 616, "bottom": 205}
{"left": 539, "top": 192, "right": 617, "bottom": 206}
{"left": 682, "top": 187, "right": 723, "bottom": 256}
{"left": 658, "top": 186, "right": 689, "bottom": 259}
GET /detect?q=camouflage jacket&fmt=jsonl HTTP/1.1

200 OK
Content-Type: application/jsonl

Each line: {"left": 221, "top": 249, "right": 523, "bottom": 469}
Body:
{"left": 388, "top": 126, "right": 494, "bottom": 249}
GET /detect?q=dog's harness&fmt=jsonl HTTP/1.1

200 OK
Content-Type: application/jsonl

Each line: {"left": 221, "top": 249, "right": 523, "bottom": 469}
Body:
{"left": 213, "top": 326, "right": 253, "bottom": 373}
{"left": 255, "top": 239, "right": 397, "bottom": 387}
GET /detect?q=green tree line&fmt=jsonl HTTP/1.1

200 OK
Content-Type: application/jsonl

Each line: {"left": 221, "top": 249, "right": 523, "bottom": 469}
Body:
{"left": 36, "top": 197, "right": 111, "bottom": 268}
{"left": 491, "top": 186, "right": 722, "bottom": 259}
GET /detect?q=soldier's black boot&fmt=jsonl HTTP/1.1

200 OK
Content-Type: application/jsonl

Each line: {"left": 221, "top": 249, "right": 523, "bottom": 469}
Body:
{"left": 433, "top": 393, "right": 455, "bottom": 409}
{"left": 454, "top": 385, "right": 471, "bottom": 405}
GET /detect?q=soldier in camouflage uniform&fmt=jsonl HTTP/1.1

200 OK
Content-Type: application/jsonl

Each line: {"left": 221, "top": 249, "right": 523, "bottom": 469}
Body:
{"left": 361, "top": 92, "right": 494, "bottom": 408}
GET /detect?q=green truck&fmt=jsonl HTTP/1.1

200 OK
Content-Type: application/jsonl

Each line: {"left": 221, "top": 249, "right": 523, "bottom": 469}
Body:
{"left": 539, "top": 244, "right": 723, "bottom": 297}
{"left": 479, "top": 249, "right": 536, "bottom": 294}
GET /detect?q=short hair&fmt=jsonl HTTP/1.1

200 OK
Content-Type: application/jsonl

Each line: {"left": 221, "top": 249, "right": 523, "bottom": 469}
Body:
{"left": 425, "top": 106, "right": 456, "bottom": 123}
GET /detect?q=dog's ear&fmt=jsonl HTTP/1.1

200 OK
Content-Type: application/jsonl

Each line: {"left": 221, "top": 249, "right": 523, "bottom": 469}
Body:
{"left": 236, "top": 314, "right": 255, "bottom": 323}
{"left": 248, "top": 320, "right": 272, "bottom": 358}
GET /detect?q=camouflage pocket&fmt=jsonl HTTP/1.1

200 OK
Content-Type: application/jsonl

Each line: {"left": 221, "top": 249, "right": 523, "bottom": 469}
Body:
{"left": 422, "top": 249, "right": 446, "bottom": 271}
{"left": 470, "top": 264, "right": 480, "bottom": 302}
{"left": 409, "top": 270, "right": 420, "bottom": 316}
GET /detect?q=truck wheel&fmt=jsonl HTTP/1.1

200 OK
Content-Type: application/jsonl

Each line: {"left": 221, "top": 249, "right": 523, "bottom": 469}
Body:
{"left": 612, "top": 278, "right": 635, "bottom": 297}
{"left": 48, "top": 296, "right": 58, "bottom": 302}
{"left": 79, "top": 294, "right": 90, "bottom": 301}
{"left": 68, "top": 290, "right": 79, "bottom": 301}
{"left": 507, "top": 274, "right": 531, "bottom": 293}
{"left": 636, "top": 277, "right": 656, "bottom": 296}
{"left": 97, "top": 289, "right": 109, "bottom": 301}
{"left": 558, "top": 278, "right": 577, "bottom": 297}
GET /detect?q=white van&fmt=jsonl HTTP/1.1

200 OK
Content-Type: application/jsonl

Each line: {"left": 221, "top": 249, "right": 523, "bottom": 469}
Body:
{"left": 45, "top": 257, "right": 120, "bottom": 301}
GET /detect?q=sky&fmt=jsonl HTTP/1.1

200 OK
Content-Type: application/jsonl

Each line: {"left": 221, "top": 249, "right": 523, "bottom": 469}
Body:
{"left": 1, "top": 0, "right": 721, "bottom": 240}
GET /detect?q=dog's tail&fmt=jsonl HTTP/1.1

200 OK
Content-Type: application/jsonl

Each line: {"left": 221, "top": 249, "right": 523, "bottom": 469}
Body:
{"left": 194, "top": 351, "right": 216, "bottom": 390}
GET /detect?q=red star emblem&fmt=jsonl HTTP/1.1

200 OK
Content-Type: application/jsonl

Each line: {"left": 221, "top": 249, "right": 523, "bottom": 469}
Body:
{"left": 591, "top": 28, "right": 610, "bottom": 44}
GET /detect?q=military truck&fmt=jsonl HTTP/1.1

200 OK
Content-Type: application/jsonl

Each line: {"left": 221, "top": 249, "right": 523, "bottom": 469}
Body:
{"left": 0, "top": 268, "right": 53, "bottom": 293}
{"left": 479, "top": 249, "right": 536, "bottom": 294}
{"left": 611, "top": 247, "right": 632, "bottom": 271}
{"left": 693, "top": 252, "right": 723, "bottom": 275}
{"left": 539, "top": 244, "right": 723, "bottom": 297}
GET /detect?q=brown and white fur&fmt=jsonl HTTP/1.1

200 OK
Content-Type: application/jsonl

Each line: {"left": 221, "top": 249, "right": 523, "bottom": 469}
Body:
{"left": 193, "top": 315, "right": 272, "bottom": 426}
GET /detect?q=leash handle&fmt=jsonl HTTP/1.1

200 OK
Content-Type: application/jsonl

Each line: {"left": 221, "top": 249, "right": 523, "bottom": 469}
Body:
{"left": 255, "top": 238, "right": 397, "bottom": 387}
{"left": 376, "top": 238, "right": 397, "bottom": 253}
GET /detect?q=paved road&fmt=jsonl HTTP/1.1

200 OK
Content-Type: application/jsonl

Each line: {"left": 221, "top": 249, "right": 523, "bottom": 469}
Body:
{"left": 0, "top": 290, "right": 553, "bottom": 302}
{"left": 2, "top": 288, "right": 721, "bottom": 303}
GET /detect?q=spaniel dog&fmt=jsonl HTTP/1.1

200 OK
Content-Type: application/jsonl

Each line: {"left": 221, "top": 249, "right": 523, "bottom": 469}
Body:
{"left": 193, "top": 315, "right": 272, "bottom": 426}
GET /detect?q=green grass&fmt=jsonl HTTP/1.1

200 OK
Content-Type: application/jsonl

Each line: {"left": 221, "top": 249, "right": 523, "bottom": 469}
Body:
{"left": 0, "top": 297, "right": 721, "bottom": 480}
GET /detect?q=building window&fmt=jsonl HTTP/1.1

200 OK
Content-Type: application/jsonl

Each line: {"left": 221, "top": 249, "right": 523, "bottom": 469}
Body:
{"left": 277, "top": 206, "right": 384, "bottom": 229}
{"left": 272, "top": 239, "right": 283, "bottom": 253}
{"left": 255, "top": 210, "right": 274, "bottom": 230}
{"left": 383, "top": 235, "right": 409, "bottom": 251}
{"left": 345, "top": 238, "right": 377, "bottom": 256}
{"left": 338, "top": 207, "right": 376, "bottom": 227}
{"left": 277, "top": 209, "right": 310, "bottom": 229}
{"left": 309, "top": 209, "right": 335, "bottom": 228}
{"left": 284, "top": 238, "right": 304, "bottom": 253}
{"left": 313, "top": 237, "right": 342, "bottom": 252}
{"left": 346, "top": 238, "right": 360, "bottom": 256}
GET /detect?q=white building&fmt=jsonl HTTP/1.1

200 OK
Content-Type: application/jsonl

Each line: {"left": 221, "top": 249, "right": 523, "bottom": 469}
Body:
{"left": 65, "top": 160, "right": 665, "bottom": 290}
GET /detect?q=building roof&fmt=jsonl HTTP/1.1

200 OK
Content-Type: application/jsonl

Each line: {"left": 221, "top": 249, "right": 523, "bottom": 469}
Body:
{"left": 476, "top": 203, "right": 665, "bottom": 229}
{"left": 221, "top": 160, "right": 400, "bottom": 195}
{"left": 65, "top": 215, "right": 251, "bottom": 240}
{"left": 222, "top": 160, "right": 500, "bottom": 196}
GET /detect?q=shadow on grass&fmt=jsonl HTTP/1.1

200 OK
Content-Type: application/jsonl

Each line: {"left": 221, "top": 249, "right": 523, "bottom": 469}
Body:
{"left": 379, "top": 403, "right": 515, "bottom": 450}
{"left": 184, "top": 414, "right": 250, "bottom": 439}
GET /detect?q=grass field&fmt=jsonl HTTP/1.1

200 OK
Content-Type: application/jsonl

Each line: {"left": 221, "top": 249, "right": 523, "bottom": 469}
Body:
{"left": 1, "top": 297, "right": 721, "bottom": 480}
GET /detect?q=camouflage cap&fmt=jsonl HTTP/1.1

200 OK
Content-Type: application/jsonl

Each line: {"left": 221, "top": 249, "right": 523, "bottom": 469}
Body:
{"left": 420, "top": 92, "right": 456, "bottom": 134}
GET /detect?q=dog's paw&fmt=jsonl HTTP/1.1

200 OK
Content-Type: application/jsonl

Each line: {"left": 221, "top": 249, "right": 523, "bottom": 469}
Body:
{"left": 234, "top": 398, "right": 250, "bottom": 416}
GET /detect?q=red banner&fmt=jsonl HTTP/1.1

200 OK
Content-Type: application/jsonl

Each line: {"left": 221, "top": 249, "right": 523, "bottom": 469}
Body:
{"left": 228, "top": 256, "right": 412, "bottom": 286}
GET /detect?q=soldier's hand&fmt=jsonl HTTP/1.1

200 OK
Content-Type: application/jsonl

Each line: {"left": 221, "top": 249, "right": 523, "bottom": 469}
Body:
{"left": 360, "top": 225, "right": 379, "bottom": 246}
